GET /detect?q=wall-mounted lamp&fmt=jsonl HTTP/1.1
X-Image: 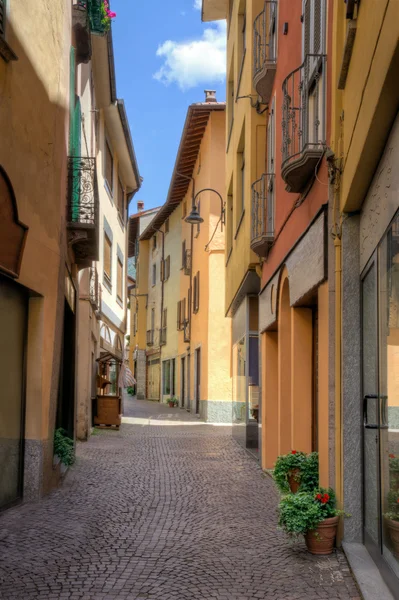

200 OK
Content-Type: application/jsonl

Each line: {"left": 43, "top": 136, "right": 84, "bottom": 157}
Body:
{"left": 283, "top": 22, "right": 288, "bottom": 35}
{"left": 185, "top": 188, "right": 225, "bottom": 228}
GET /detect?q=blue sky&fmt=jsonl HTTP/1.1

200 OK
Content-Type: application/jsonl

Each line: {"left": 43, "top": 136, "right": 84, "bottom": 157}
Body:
{"left": 111, "top": 0, "right": 226, "bottom": 214}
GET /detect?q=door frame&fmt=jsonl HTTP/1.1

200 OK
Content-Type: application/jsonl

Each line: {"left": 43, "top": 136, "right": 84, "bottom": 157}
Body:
{"left": 195, "top": 346, "right": 201, "bottom": 415}
{"left": 180, "top": 356, "right": 185, "bottom": 408}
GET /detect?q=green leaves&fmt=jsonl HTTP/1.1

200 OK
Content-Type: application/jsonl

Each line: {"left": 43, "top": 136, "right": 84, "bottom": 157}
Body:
{"left": 54, "top": 428, "right": 75, "bottom": 467}
{"left": 278, "top": 487, "right": 338, "bottom": 536}
{"left": 273, "top": 451, "right": 319, "bottom": 494}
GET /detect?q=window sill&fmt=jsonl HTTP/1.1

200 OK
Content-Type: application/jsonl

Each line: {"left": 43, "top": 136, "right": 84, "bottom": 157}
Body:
{"left": 226, "top": 247, "right": 233, "bottom": 267}
{"left": 234, "top": 210, "right": 245, "bottom": 240}
{"left": 0, "top": 38, "right": 18, "bottom": 63}
{"left": 116, "top": 296, "right": 123, "bottom": 308}
{"left": 103, "top": 274, "right": 112, "bottom": 293}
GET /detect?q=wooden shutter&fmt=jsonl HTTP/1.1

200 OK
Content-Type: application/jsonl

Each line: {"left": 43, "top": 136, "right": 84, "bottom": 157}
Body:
{"left": 118, "top": 178, "right": 124, "bottom": 217}
{"left": 163, "top": 308, "right": 167, "bottom": 328}
{"left": 160, "top": 259, "right": 164, "bottom": 282}
{"left": 313, "top": 0, "right": 322, "bottom": 55}
{"left": 105, "top": 141, "right": 113, "bottom": 191}
{"left": 303, "top": 0, "right": 311, "bottom": 57}
{"left": 104, "top": 234, "right": 112, "bottom": 280}
{"left": 0, "top": 0, "right": 5, "bottom": 38}
{"left": 117, "top": 259, "right": 123, "bottom": 300}
{"left": 182, "top": 240, "right": 186, "bottom": 268}
{"left": 182, "top": 298, "right": 186, "bottom": 323}
{"left": 166, "top": 256, "right": 170, "bottom": 280}
{"left": 177, "top": 301, "right": 181, "bottom": 329}
{"left": 196, "top": 272, "right": 200, "bottom": 312}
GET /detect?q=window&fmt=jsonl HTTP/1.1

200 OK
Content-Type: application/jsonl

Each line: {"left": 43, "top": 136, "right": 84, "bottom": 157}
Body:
{"left": 151, "top": 308, "right": 155, "bottom": 332}
{"left": 303, "top": 0, "right": 323, "bottom": 57}
{"left": 193, "top": 272, "right": 200, "bottom": 313}
{"left": 117, "top": 258, "right": 123, "bottom": 302}
{"left": 165, "top": 255, "right": 171, "bottom": 281}
{"left": 165, "top": 218, "right": 169, "bottom": 234}
{"left": 133, "top": 312, "right": 137, "bottom": 336}
{"left": 163, "top": 360, "right": 171, "bottom": 395}
{"left": 237, "top": 2, "right": 247, "bottom": 93}
{"left": 0, "top": 0, "right": 6, "bottom": 39}
{"left": 105, "top": 140, "right": 113, "bottom": 193}
{"left": 177, "top": 301, "right": 181, "bottom": 329}
{"left": 161, "top": 308, "right": 167, "bottom": 345}
{"left": 227, "top": 176, "right": 234, "bottom": 257}
{"left": 152, "top": 263, "right": 156, "bottom": 286}
{"left": 267, "top": 99, "right": 275, "bottom": 175}
{"left": 104, "top": 233, "right": 112, "bottom": 285}
{"left": 227, "top": 58, "right": 235, "bottom": 147}
{"left": 177, "top": 299, "right": 186, "bottom": 330}
{"left": 240, "top": 153, "right": 245, "bottom": 216}
{"left": 118, "top": 178, "right": 124, "bottom": 219}
{"left": 153, "top": 234, "right": 157, "bottom": 250}
{"left": 182, "top": 240, "right": 186, "bottom": 268}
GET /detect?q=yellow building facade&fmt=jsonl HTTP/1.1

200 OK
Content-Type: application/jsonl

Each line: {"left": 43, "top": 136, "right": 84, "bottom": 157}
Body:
{"left": 331, "top": 0, "right": 399, "bottom": 594}
{"left": 136, "top": 94, "right": 232, "bottom": 421}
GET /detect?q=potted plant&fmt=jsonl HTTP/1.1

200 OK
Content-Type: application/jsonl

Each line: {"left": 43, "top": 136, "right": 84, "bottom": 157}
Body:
{"left": 53, "top": 428, "right": 75, "bottom": 475}
{"left": 278, "top": 488, "right": 343, "bottom": 555}
{"left": 384, "top": 489, "right": 399, "bottom": 557}
{"left": 273, "top": 451, "right": 319, "bottom": 494}
{"left": 167, "top": 397, "right": 178, "bottom": 408}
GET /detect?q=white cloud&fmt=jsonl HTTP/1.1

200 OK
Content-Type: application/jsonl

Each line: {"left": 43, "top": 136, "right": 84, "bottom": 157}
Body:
{"left": 193, "top": 0, "right": 202, "bottom": 9}
{"left": 153, "top": 21, "right": 226, "bottom": 91}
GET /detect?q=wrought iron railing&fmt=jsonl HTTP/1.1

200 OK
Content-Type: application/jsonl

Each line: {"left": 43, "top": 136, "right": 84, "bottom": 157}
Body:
{"left": 78, "top": 0, "right": 110, "bottom": 36}
{"left": 253, "top": 1, "right": 277, "bottom": 79}
{"left": 251, "top": 173, "right": 274, "bottom": 247}
{"left": 282, "top": 54, "right": 327, "bottom": 167}
{"left": 146, "top": 329, "right": 154, "bottom": 346}
{"left": 89, "top": 266, "right": 100, "bottom": 310}
{"left": 67, "top": 156, "right": 98, "bottom": 225}
{"left": 184, "top": 249, "right": 192, "bottom": 276}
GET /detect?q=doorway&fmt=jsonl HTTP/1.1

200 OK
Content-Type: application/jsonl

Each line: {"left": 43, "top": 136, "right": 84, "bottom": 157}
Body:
{"left": 361, "top": 213, "right": 399, "bottom": 597}
{"left": 195, "top": 348, "right": 201, "bottom": 414}
{"left": 181, "top": 357, "right": 185, "bottom": 407}
{"left": 0, "top": 275, "right": 28, "bottom": 509}
{"left": 57, "top": 299, "right": 76, "bottom": 437}
{"left": 187, "top": 353, "right": 191, "bottom": 411}
{"left": 147, "top": 357, "right": 160, "bottom": 400}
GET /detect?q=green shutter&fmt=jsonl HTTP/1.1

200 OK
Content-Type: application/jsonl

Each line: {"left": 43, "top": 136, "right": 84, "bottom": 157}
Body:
{"left": 69, "top": 46, "right": 76, "bottom": 154}
{"left": 0, "top": 0, "right": 6, "bottom": 38}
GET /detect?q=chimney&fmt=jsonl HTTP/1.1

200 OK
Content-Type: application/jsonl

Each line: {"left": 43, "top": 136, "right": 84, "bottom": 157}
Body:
{"left": 204, "top": 90, "right": 217, "bottom": 103}
{"left": 137, "top": 200, "right": 144, "bottom": 212}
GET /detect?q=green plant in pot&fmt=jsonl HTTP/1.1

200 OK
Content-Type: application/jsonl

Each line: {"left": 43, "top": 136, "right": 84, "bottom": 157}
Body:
{"left": 167, "top": 396, "right": 178, "bottom": 408}
{"left": 53, "top": 428, "right": 75, "bottom": 467}
{"left": 384, "top": 489, "right": 399, "bottom": 558}
{"left": 278, "top": 487, "right": 343, "bottom": 555}
{"left": 389, "top": 453, "right": 399, "bottom": 489}
{"left": 273, "top": 451, "right": 319, "bottom": 494}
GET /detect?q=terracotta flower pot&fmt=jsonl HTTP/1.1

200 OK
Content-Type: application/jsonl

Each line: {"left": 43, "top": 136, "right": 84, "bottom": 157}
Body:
{"left": 386, "top": 518, "right": 399, "bottom": 557}
{"left": 287, "top": 469, "right": 301, "bottom": 493}
{"left": 168, "top": 402, "right": 175, "bottom": 408}
{"left": 305, "top": 516, "right": 339, "bottom": 555}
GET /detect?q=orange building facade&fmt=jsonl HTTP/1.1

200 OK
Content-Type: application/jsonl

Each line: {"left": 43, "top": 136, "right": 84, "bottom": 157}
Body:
{"left": 253, "top": 0, "right": 334, "bottom": 487}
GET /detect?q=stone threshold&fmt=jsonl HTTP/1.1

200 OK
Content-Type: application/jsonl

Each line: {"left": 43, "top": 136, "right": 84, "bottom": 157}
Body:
{"left": 343, "top": 542, "right": 395, "bottom": 600}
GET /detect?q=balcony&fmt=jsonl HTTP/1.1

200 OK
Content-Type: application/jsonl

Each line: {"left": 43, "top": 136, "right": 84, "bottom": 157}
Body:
{"left": 89, "top": 266, "right": 101, "bottom": 312}
{"left": 146, "top": 330, "right": 154, "bottom": 346}
{"left": 184, "top": 249, "right": 192, "bottom": 276}
{"left": 75, "top": 0, "right": 111, "bottom": 40}
{"left": 67, "top": 157, "right": 99, "bottom": 269}
{"left": 253, "top": 1, "right": 277, "bottom": 103}
{"left": 282, "top": 54, "right": 327, "bottom": 193}
{"left": 72, "top": 2, "right": 91, "bottom": 63}
{"left": 251, "top": 173, "right": 274, "bottom": 258}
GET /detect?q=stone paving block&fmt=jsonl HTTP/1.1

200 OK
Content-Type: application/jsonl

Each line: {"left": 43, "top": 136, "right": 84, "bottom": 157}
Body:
{"left": 0, "top": 397, "right": 361, "bottom": 600}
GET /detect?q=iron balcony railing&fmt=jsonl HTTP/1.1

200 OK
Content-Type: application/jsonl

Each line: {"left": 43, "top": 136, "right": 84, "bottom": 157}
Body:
{"left": 282, "top": 54, "right": 327, "bottom": 168}
{"left": 184, "top": 249, "right": 192, "bottom": 276}
{"left": 78, "top": 0, "right": 110, "bottom": 36}
{"left": 67, "top": 156, "right": 98, "bottom": 226}
{"left": 146, "top": 329, "right": 154, "bottom": 346}
{"left": 253, "top": 1, "right": 277, "bottom": 79}
{"left": 251, "top": 173, "right": 274, "bottom": 255}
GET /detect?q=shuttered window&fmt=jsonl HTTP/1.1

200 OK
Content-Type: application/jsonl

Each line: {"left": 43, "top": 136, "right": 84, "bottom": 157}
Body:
{"left": 152, "top": 264, "right": 156, "bottom": 286}
{"left": 165, "top": 255, "right": 170, "bottom": 280}
{"left": 117, "top": 258, "right": 123, "bottom": 301}
{"left": 0, "top": 0, "right": 6, "bottom": 38}
{"left": 303, "top": 0, "right": 324, "bottom": 58}
{"left": 118, "top": 178, "right": 124, "bottom": 219}
{"left": 177, "top": 301, "right": 181, "bottom": 329}
{"left": 104, "top": 233, "right": 112, "bottom": 282}
{"left": 163, "top": 308, "right": 167, "bottom": 329}
{"left": 105, "top": 140, "right": 113, "bottom": 192}
{"left": 193, "top": 272, "right": 200, "bottom": 313}
{"left": 182, "top": 240, "right": 186, "bottom": 268}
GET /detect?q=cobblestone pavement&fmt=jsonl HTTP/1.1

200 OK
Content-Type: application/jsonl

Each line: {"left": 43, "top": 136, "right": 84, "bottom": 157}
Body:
{"left": 0, "top": 397, "right": 361, "bottom": 600}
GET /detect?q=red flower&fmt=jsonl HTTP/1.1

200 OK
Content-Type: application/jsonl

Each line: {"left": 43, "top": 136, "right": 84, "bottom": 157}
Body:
{"left": 397, "top": 498, "right": 399, "bottom": 504}
{"left": 315, "top": 493, "right": 322, "bottom": 501}
{"left": 321, "top": 493, "right": 330, "bottom": 504}
{"left": 389, "top": 454, "right": 395, "bottom": 458}
{"left": 291, "top": 450, "right": 297, "bottom": 455}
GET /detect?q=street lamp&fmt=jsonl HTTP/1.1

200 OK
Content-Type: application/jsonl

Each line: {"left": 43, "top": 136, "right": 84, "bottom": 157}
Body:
{"left": 185, "top": 188, "right": 225, "bottom": 228}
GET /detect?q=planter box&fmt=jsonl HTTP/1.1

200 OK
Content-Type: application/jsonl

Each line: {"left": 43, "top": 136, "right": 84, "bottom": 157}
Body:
{"left": 94, "top": 394, "right": 121, "bottom": 428}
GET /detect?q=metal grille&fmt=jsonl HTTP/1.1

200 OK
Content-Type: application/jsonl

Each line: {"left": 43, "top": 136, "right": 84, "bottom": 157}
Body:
{"left": 313, "top": 0, "right": 322, "bottom": 55}
{"left": 0, "top": 0, "right": 5, "bottom": 37}
{"left": 253, "top": 1, "right": 277, "bottom": 78}
{"left": 251, "top": 173, "right": 275, "bottom": 244}
{"left": 67, "top": 156, "right": 98, "bottom": 225}
{"left": 282, "top": 54, "right": 326, "bottom": 167}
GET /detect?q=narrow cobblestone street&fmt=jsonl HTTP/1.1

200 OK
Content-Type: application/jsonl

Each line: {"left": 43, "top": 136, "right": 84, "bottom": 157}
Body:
{"left": 0, "top": 397, "right": 361, "bottom": 600}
